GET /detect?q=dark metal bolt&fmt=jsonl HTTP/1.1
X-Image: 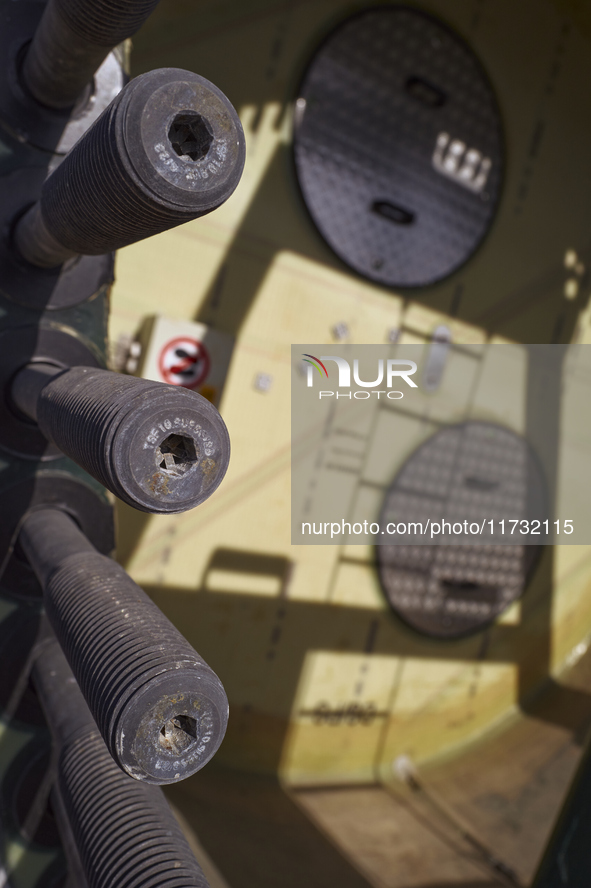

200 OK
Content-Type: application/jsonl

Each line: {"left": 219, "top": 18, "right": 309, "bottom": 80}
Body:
{"left": 22, "top": 0, "right": 162, "bottom": 110}
{"left": 50, "top": 786, "right": 89, "bottom": 888}
{"left": 21, "top": 509, "right": 229, "bottom": 785}
{"left": 14, "top": 68, "right": 245, "bottom": 268}
{"left": 11, "top": 364, "right": 231, "bottom": 514}
{"left": 9, "top": 361, "right": 61, "bottom": 425}
{"left": 33, "top": 636, "right": 211, "bottom": 886}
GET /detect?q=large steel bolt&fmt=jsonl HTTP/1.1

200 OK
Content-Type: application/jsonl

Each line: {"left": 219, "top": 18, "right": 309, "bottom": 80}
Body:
{"left": 14, "top": 68, "right": 245, "bottom": 268}
{"left": 21, "top": 509, "right": 229, "bottom": 785}
{"left": 33, "top": 636, "right": 211, "bottom": 886}
{"left": 22, "top": 0, "right": 162, "bottom": 110}
{"left": 50, "top": 787, "right": 89, "bottom": 888}
{"left": 11, "top": 364, "right": 230, "bottom": 514}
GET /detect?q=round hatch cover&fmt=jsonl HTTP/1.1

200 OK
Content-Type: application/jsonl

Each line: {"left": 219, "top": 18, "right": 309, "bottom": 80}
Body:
{"left": 376, "top": 422, "right": 544, "bottom": 638}
{"left": 294, "top": 6, "right": 503, "bottom": 288}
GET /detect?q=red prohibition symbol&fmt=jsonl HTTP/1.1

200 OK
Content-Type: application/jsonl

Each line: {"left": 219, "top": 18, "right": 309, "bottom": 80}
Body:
{"left": 158, "top": 337, "right": 211, "bottom": 389}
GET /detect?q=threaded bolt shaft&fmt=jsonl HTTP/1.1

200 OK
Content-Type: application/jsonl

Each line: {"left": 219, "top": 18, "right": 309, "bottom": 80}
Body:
{"left": 22, "top": 0, "right": 162, "bottom": 110}
{"left": 15, "top": 68, "right": 245, "bottom": 268}
{"left": 33, "top": 637, "right": 211, "bottom": 886}
{"left": 51, "top": 786, "right": 89, "bottom": 888}
{"left": 11, "top": 364, "right": 230, "bottom": 514}
{"left": 21, "top": 509, "right": 229, "bottom": 785}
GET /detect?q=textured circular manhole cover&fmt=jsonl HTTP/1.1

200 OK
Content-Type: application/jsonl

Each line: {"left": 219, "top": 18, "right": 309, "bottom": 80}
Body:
{"left": 294, "top": 6, "right": 503, "bottom": 288}
{"left": 376, "top": 422, "right": 544, "bottom": 638}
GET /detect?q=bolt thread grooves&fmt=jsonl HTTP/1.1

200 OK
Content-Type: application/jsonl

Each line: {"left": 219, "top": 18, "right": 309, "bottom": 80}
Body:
{"left": 38, "top": 367, "right": 167, "bottom": 505}
{"left": 23, "top": 511, "right": 228, "bottom": 783}
{"left": 34, "top": 639, "right": 210, "bottom": 886}
{"left": 53, "top": 0, "right": 162, "bottom": 46}
{"left": 39, "top": 90, "right": 196, "bottom": 255}
{"left": 35, "top": 366, "right": 230, "bottom": 514}
{"left": 17, "top": 68, "right": 244, "bottom": 261}
{"left": 59, "top": 733, "right": 209, "bottom": 887}
{"left": 43, "top": 550, "right": 220, "bottom": 763}
{"left": 23, "top": 0, "right": 161, "bottom": 110}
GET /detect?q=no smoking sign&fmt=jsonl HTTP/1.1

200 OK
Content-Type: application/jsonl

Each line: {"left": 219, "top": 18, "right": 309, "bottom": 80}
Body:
{"left": 158, "top": 337, "right": 210, "bottom": 389}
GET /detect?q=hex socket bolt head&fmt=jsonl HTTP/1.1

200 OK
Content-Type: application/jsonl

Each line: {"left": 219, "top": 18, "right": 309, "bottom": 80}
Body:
{"left": 16, "top": 67, "right": 246, "bottom": 267}
{"left": 33, "top": 641, "right": 214, "bottom": 887}
{"left": 46, "top": 551, "right": 231, "bottom": 785}
{"left": 37, "top": 367, "right": 230, "bottom": 513}
{"left": 22, "top": 510, "right": 229, "bottom": 784}
{"left": 118, "top": 666, "right": 229, "bottom": 784}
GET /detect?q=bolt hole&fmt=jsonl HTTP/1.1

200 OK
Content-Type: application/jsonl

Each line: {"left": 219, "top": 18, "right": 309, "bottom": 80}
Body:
{"left": 159, "top": 714, "right": 198, "bottom": 754}
{"left": 157, "top": 433, "right": 198, "bottom": 476}
{"left": 168, "top": 112, "right": 214, "bottom": 162}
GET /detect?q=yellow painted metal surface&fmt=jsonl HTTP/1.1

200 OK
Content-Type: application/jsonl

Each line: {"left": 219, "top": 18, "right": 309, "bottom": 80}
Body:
{"left": 108, "top": 0, "right": 591, "bottom": 794}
